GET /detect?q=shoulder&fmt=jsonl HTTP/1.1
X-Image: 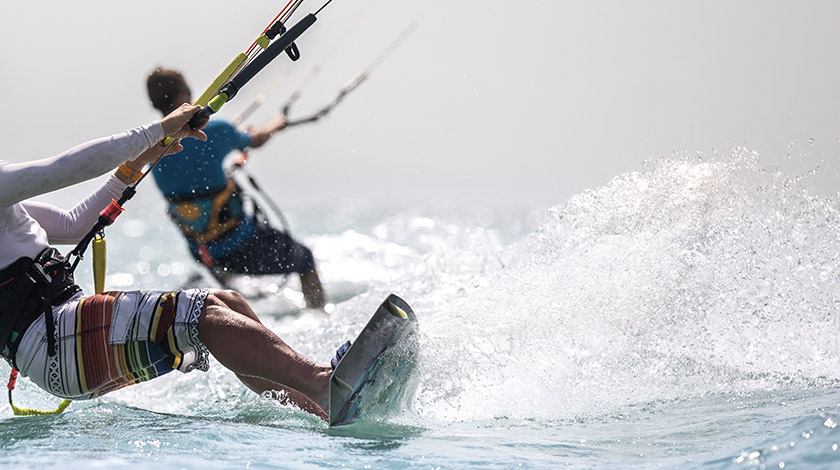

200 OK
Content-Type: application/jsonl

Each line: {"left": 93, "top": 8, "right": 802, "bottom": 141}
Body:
{"left": 204, "top": 119, "right": 236, "bottom": 134}
{"left": 205, "top": 119, "right": 250, "bottom": 147}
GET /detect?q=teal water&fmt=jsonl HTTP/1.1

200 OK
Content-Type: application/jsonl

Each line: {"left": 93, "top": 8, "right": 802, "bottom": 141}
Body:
{"left": 4, "top": 151, "right": 840, "bottom": 469}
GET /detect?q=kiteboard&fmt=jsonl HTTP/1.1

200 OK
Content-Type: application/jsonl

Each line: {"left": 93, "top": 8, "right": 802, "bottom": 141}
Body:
{"left": 329, "top": 294, "right": 419, "bottom": 426}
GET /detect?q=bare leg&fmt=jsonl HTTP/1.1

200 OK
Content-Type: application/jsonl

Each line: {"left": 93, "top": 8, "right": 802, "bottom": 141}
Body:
{"left": 197, "top": 290, "right": 331, "bottom": 419}
{"left": 300, "top": 269, "right": 326, "bottom": 310}
{"left": 206, "top": 291, "right": 327, "bottom": 418}
{"left": 237, "top": 375, "right": 327, "bottom": 419}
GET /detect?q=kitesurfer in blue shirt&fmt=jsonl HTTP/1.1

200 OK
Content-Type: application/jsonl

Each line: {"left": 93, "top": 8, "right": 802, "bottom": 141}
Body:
{"left": 146, "top": 67, "right": 325, "bottom": 309}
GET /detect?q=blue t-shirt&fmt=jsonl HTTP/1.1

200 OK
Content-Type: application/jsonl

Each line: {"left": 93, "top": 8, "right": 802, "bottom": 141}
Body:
{"left": 153, "top": 120, "right": 251, "bottom": 197}
{"left": 152, "top": 120, "right": 254, "bottom": 259}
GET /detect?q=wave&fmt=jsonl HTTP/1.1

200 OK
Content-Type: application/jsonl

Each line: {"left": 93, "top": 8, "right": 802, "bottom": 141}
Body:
{"left": 413, "top": 150, "right": 840, "bottom": 422}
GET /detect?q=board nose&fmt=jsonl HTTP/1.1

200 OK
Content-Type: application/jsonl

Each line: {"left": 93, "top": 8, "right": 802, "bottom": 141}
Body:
{"left": 387, "top": 301, "right": 408, "bottom": 320}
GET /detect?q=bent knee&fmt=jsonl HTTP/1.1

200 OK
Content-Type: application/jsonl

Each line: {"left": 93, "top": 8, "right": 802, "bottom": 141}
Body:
{"left": 206, "top": 289, "right": 245, "bottom": 305}
{"left": 203, "top": 290, "right": 259, "bottom": 322}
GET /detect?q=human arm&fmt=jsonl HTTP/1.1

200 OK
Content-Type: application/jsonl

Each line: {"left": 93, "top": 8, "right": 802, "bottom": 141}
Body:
{"left": 0, "top": 104, "right": 204, "bottom": 209}
{"left": 20, "top": 175, "right": 128, "bottom": 244}
{"left": 16, "top": 104, "right": 206, "bottom": 244}
{"left": 0, "top": 124, "right": 162, "bottom": 209}
{"left": 245, "top": 115, "right": 287, "bottom": 149}
{"left": 118, "top": 103, "right": 208, "bottom": 180}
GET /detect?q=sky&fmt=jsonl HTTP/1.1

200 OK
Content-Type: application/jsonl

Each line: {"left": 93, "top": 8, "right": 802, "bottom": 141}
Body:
{"left": 1, "top": 0, "right": 840, "bottom": 205}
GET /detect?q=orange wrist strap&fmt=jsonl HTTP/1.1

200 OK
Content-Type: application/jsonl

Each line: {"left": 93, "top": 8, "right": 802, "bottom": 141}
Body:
{"left": 117, "top": 163, "right": 142, "bottom": 183}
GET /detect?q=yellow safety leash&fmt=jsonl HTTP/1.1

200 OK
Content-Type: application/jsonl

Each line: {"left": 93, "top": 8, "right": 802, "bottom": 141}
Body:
{"left": 7, "top": 369, "right": 72, "bottom": 416}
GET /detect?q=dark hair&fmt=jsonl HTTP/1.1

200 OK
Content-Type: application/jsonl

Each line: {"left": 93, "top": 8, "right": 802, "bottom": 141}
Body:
{"left": 147, "top": 67, "right": 190, "bottom": 115}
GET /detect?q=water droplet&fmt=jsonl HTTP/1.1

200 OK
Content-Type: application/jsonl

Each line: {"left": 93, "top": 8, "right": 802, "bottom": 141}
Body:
{"left": 156, "top": 263, "right": 171, "bottom": 277}
{"left": 137, "top": 261, "right": 151, "bottom": 275}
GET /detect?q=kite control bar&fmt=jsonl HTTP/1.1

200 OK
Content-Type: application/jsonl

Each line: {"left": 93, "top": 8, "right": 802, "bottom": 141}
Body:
{"left": 188, "top": 14, "right": 318, "bottom": 130}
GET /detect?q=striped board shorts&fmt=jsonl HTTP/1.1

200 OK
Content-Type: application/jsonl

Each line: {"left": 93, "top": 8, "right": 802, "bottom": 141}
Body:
{"left": 13, "top": 288, "right": 210, "bottom": 400}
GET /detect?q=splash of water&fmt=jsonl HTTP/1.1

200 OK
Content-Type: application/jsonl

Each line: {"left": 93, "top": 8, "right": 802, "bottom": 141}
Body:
{"left": 415, "top": 150, "right": 840, "bottom": 423}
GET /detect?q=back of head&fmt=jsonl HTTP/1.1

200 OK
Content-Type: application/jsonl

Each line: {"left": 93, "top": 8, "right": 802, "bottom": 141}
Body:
{"left": 147, "top": 67, "right": 190, "bottom": 115}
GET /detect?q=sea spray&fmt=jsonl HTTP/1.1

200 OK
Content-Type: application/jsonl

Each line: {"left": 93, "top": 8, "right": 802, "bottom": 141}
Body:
{"left": 414, "top": 150, "right": 840, "bottom": 423}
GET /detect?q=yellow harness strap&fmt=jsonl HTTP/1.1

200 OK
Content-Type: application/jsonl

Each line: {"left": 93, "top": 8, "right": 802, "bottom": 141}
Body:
{"left": 173, "top": 179, "right": 243, "bottom": 244}
{"left": 93, "top": 236, "right": 106, "bottom": 295}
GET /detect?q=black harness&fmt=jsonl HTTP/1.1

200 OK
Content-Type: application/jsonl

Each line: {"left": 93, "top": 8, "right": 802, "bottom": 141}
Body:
{"left": 0, "top": 248, "right": 80, "bottom": 368}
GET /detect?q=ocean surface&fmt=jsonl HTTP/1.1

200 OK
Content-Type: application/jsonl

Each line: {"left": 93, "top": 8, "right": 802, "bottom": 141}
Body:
{"left": 2, "top": 151, "right": 839, "bottom": 469}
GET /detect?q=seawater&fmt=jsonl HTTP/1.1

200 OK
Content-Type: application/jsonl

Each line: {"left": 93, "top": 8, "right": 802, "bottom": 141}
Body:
{"left": 2, "top": 151, "right": 839, "bottom": 469}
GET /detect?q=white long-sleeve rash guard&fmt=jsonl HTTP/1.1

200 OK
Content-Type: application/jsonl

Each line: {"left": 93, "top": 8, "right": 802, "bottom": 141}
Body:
{"left": 0, "top": 123, "right": 164, "bottom": 270}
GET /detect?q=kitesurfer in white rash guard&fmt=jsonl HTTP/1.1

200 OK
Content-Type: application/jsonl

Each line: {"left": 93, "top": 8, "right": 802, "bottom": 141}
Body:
{"left": 0, "top": 104, "right": 343, "bottom": 420}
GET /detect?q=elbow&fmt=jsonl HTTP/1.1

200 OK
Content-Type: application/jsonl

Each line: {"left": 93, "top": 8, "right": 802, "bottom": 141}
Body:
{"left": 49, "top": 221, "right": 92, "bottom": 245}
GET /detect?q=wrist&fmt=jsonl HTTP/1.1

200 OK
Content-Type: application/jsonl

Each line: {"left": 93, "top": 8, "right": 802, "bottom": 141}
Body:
{"left": 116, "top": 163, "right": 142, "bottom": 184}
{"left": 123, "top": 161, "right": 143, "bottom": 172}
